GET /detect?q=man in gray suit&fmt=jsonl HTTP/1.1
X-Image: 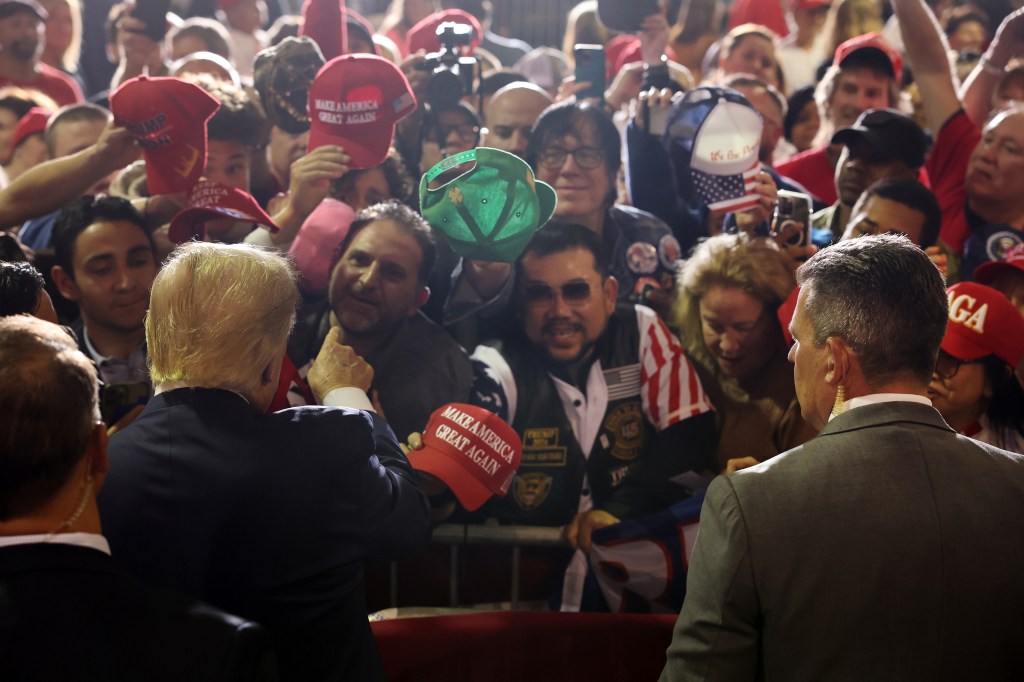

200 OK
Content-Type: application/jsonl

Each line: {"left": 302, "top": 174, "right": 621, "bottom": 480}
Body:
{"left": 660, "top": 234, "right": 1024, "bottom": 681}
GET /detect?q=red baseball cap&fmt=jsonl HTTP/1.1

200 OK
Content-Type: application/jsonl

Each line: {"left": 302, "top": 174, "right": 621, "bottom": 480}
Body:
{"left": 10, "top": 107, "right": 50, "bottom": 152}
{"left": 942, "top": 282, "right": 1024, "bottom": 368}
{"left": 833, "top": 32, "right": 902, "bottom": 82}
{"left": 406, "top": 9, "right": 482, "bottom": 56}
{"left": 168, "top": 180, "right": 280, "bottom": 244}
{"left": 307, "top": 54, "right": 416, "bottom": 169}
{"left": 974, "top": 243, "right": 1024, "bottom": 284}
{"left": 110, "top": 76, "right": 221, "bottom": 195}
{"left": 407, "top": 403, "right": 522, "bottom": 512}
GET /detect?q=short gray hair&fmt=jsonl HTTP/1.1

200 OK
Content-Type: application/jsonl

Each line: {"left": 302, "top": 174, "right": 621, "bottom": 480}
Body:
{"left": 796, "top": 234, "right": 948, "bottom": 387}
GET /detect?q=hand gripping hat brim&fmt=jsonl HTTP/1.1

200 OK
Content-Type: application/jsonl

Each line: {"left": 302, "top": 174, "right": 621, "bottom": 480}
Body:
{"left": 307, "top": 54, "right": 417, "bottom": 169}
{"left": 419, "top": 147, "right": 557, "bottom": 263}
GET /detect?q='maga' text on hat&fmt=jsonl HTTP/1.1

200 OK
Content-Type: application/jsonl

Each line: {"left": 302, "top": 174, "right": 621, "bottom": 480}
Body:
{"left": 315, "top": 98, "right": 379, "bottom": 125}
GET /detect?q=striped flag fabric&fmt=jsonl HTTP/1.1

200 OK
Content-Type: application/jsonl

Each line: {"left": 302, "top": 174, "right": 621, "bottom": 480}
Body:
{"left": 692, "top": 160, "right": 762, "bottom": 213}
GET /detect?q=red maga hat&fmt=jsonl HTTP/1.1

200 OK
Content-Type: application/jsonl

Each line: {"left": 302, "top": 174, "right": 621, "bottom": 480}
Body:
{"left": 408, "top": 403, "right": 522, "bottom": 512}
{"left": 168, "top": 180, "right": 280, "bottom": 244}
{"left": 306, "top": 54, "right": 416, "bottom": 169}
{"left": 942, "top": 282, "right": 1024, "bottom": 369}
{"left": 110, "top": 76, "right": 221, "bottom": 195}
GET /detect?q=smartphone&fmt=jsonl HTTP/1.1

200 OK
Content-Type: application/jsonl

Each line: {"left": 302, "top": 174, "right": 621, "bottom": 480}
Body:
{"left": 132, "top": 0, "right": 170, "bottom": 43}
{"left": 596, "top": 0, "right": 661, "bottom": 32}
{"left": 100, "top": 381, "right": 150, "bottom": 426}
{"left": 773, "top": 190, "right": 812, "bottom": 247}
{"left": 574, "top": 44, "right": 606, "bottom": 103}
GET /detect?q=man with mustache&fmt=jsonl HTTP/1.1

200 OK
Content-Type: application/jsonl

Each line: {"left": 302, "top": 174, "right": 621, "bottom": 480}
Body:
{"left": 470, "top": 222, "right": 716, "bottom": 554}
{"left": 303, "top": 200, "right": 473, "bottom": 442}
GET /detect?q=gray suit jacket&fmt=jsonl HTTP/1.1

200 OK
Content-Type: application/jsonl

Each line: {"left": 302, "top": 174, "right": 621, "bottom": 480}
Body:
{"left": 660, "top": 401, "right": 1024, "bottom": 681}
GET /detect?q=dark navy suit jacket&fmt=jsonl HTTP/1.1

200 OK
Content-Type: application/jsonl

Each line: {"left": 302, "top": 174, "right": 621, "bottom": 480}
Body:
{"left": 0, "top": 542, "right": 277, "bottom": 681}
{"left": 99, "top": 388, "right": 432, "bottom": 682}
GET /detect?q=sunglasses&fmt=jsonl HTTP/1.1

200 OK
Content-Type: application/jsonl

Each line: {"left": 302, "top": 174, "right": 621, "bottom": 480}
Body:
{"left": 934, "top": 350, "right": 984, "bottom": 379}
{"left": 522, "top": 280, "right": 593, "bottom": 307}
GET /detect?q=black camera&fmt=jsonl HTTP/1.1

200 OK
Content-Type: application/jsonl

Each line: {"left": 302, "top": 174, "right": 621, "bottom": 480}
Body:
{"left": 416, "top": 22, "right": 478, "bottom": 109}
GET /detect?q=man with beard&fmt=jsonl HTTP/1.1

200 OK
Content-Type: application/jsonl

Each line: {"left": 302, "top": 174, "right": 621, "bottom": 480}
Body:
{"left": 0, "top": 0, "right": 81, "bottom": 106}
{"left": 293, "top": 200, "right": 473, "bottom": 442}
{"left": 469, "top": 223, "right": 715, "bottom": 552}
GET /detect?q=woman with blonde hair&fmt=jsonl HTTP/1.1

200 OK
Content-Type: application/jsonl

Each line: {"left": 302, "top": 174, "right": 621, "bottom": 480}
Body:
{"left": 674, "top": 234, "right": 816, "bottom": 471}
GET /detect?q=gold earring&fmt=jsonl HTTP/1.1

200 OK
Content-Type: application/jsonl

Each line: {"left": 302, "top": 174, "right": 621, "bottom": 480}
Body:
{"left": 831, "top": 384, "right": 846, "bottom": 418}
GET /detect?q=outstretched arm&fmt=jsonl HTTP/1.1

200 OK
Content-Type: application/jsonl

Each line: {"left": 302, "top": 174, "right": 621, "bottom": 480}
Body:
{"left": 961, "top": 8, "right": 1024, "bottom": 126}
{"left": 891, "top": 0, "right": 961, "bottom": 132}
{"left": 0, "top": 124, "right": 140, "bottom": 230}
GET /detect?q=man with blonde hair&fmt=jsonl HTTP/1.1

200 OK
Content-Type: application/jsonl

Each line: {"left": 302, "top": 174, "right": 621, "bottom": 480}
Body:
{"left": 99, "top": 242, "right": 431, "bottom": 682}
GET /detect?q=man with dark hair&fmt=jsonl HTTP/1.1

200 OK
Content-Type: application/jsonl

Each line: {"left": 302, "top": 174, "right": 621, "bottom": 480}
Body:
{"left": 812, "top": 108, "right": 929, "bottom": 245}
{"left": 291, "top": 200, "right": 473, "bottom": 441}
{"left": 0, "top": 0, "right": 82, "bottom": 106}
{"left": 0, "top": 315, "right": 277, "bottom": 681}
{"left": 50, "top": 195, "right": 156, "bottom": 391}
{"left": 470, "top": 223, "right": 715, "bottom": 560}
{"left": 0, "top": 259, "right": 56, "bottom": 320}
{"left": 841, "top": 176, "right": 942, "bottom": 248}
{"left": 661, "top": 234, "right": 1024, "bottom": 680}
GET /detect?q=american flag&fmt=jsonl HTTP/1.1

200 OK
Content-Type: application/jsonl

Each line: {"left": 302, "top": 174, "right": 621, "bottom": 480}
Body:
{"left": 691, "top": 160, "right": 761, "bottom": 213}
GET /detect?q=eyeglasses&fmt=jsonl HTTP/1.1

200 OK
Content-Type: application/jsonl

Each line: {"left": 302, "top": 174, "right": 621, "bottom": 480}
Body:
{"left": 934, "top": 350, "right": 985, "bottom": 379}
{"left": 537, "top": 146, "right": 605, "bottom": 170}
{"left": 437, "top": 123, "right": 480, "bottom": 143}
{"left": 522, "top": 280, "right": 593, "bottom": 307}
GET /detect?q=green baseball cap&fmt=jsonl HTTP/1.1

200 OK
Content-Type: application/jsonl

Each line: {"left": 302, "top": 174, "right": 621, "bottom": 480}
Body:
{"left": 419, "top": 147, "right": 557, "bottom": 262}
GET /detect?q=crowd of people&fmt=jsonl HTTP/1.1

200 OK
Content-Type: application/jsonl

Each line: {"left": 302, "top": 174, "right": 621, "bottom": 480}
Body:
{"left": 3, "top": 0, "right": 1024, "bottom": 679}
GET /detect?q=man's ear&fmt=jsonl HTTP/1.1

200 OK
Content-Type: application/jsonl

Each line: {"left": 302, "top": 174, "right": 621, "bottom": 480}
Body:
{"left": 51, "top": 265, "right": 79, "bottom": 302}
{"left": 409, "top": 286, "right": 430, "bottom": 315}
{"left": 824, "top": 336, "right": 853, "bottom": 387}
{"left": 603, "top": 275, "right": 619, "bottom": 308}
{"left": 87, "top": 422, "right": 110, "bottom": 490}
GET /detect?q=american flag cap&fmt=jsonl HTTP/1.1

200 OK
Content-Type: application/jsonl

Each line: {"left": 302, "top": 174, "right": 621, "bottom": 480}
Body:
{"left": 662, "top": 87, "right": 762, "bottom": 211}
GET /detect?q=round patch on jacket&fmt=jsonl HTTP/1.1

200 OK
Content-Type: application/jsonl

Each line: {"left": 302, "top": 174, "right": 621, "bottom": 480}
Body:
{"left": 626, "top": 241, "right": 658, "bottom": 274}
{"left": 512, "top": 472, "right": 553, "bottom": 510}
{"left": 658, "top": 234, "right": 682, "bottom": 270}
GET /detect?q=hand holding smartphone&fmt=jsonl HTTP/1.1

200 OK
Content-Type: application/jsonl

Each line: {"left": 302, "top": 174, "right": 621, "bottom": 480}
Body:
{"left": 573, "top": 44, "right": 606, "bottom": 103}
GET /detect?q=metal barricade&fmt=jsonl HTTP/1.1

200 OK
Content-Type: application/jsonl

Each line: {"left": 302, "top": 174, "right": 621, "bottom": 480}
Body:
{"left": 390, "top": 524, "right": 565, "bottom": 610}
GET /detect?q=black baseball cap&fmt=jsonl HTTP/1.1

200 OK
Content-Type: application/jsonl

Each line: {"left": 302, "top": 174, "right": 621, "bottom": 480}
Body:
{"left": 831, "top": 108, "right": 930, "bottom": 169}
{"left": 0, "top": 0, "right": 45, "bottom": 20}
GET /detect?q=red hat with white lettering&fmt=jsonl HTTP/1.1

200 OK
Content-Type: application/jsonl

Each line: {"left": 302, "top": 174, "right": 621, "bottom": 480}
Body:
{"left": 110, "top": 76, "right": 221, "bottom": 194}
{"left": 942, "top": 282, "right": 1024, "bottom": 368}
{"left": 408, "top": 403, "right": 522, "bottom": 512}
{"left": 168, "top": 180, "right": 280, "bottom": 243}
{"left": 306, "top": 54, "right": 416, "bottom": 169}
